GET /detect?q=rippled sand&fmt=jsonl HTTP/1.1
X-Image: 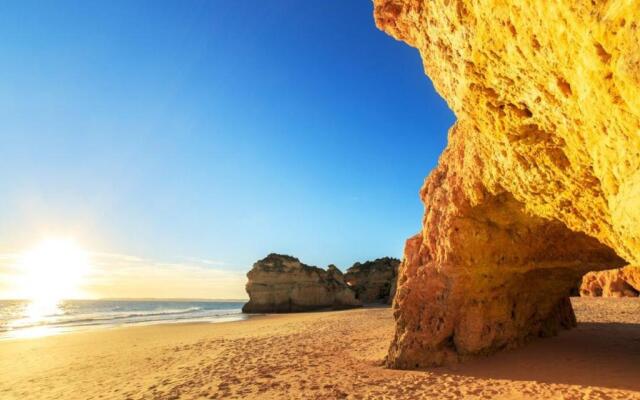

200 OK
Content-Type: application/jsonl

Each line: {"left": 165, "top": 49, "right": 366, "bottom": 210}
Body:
{"left": 1, "top": 297, "right": 639, "bottom": 399}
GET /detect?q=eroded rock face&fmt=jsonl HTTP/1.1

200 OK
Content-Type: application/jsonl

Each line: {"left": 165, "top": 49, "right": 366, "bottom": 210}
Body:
{"left": 373, "top": 0, "right": 638, "bottom": 367}
{"left": 242, "top": 254, "right": 361, "bottom": 313}
{"left": 581, "top": 266, "right": 640, "bottom": 297}
{"left": 344, "top": 257, "right": 400, "bottom": 304}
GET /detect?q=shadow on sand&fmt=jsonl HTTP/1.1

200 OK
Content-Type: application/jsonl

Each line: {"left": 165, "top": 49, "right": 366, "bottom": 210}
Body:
{"left": 442, "top": 322, "right": 640, "bottom": 392}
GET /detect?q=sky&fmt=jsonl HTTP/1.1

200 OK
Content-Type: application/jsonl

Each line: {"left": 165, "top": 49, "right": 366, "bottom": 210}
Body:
{"left": 0, "top": 1, "right": 454, "bottom": 299}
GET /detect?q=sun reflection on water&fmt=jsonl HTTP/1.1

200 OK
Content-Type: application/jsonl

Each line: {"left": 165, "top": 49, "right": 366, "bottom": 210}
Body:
{"left": 5, "top": 299, "right": 66, "bottom": 339}
{"left": 24, "top": 298, "right": 64, "bottom": 323}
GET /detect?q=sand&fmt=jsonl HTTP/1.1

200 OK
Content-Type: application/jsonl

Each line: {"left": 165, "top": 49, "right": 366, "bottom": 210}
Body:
{"left": 0, "top": 297, "right": 639, "bottom": 399}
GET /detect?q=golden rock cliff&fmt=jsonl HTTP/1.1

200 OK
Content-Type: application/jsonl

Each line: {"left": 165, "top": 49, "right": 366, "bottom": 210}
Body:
{"left": 373, "top": 0, "right": 639, "bottom": 367}
{"left": 581, "top": 265, "right": 640, "bottom": 297}
{"left": 344, "top": 257, "right": 400, "bottom": 304}
{"left": 242, "top": 254, "right": 361, "bottom": 313}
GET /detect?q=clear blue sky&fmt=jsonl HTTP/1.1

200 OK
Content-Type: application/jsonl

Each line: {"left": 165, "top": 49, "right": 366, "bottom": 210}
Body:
{"left": 0, "top": 1, "right": 453, "bottom": 282}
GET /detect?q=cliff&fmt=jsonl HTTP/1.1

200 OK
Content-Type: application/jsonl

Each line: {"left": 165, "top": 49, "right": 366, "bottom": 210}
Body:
{"left": 344, "top": 257, "right": 400, "bottom": 304}
{"left": 581, "top": 266, "right": 640, "bottom": 297}
{"left": 242, "top": 254, "right": 361, "bottom": 313}
{"left": 373, "top": 0, "right": 638, "bottom": 367}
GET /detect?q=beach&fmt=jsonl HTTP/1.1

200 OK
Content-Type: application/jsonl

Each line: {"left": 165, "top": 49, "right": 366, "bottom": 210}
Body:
{"left": 1, "top": 297, "right": 639, "bottom": 400}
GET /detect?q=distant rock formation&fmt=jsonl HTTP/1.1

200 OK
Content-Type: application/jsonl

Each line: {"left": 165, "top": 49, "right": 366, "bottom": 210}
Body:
{"left": 344, "top": 258, "right": 400, "bottom": 304}
{"left": 580, "top": 266, "right": 640, "bottom": 297}
{"left": 373, "top": 0, "right": 637, "bottom": 368}
{"left": 242, "top": 254, "right": 361, "bottom": 313}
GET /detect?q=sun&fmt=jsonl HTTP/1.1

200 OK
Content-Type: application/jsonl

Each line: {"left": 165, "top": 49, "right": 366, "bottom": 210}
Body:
{"left": 15, "top": 238, "right": 92, "bottom": 307}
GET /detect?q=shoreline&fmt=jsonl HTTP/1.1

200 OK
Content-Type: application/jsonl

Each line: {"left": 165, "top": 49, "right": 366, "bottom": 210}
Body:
{"left": 0, "top": 299, "right": 251, "bottom": 341}
{"left": 1, "top": 298, "right": 639, "bottom": 399}
{"left": 1, "top": 303, "right": 385, "bottom": 342}
{"left": 0, "top": 313, "right": 255, "bottom": 342}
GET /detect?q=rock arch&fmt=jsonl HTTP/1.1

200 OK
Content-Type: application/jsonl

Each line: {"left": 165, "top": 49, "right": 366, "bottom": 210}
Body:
{"left": 373, "top": 0, "right": 640, "bottom": 367}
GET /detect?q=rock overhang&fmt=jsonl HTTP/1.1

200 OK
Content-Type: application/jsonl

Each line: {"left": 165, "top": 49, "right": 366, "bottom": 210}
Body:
{"left": 372, "top": 0, "right": 639, "bottom": 368}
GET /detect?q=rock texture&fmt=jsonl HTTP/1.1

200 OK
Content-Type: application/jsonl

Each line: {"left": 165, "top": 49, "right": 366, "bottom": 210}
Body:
{"left": 242, "top": 254, "right": 361, "bottom": 313}
{"left": 373, "top": 0, "right": 638, "bottom": 367}
{"left": 344, "top": 257, "right": 400, "bottom": 304}
{"left": 580, "top": 266, "right": 640, "bottom": 297}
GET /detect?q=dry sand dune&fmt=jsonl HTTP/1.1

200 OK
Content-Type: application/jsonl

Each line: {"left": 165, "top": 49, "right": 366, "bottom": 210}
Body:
{"left": 1, "top": 298, "right": 639, "bottom": 399}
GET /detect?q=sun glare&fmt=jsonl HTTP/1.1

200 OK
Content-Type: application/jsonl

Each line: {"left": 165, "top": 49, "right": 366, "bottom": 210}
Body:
{"left": 15, "top": 238, "right": 92, "bottom": 312}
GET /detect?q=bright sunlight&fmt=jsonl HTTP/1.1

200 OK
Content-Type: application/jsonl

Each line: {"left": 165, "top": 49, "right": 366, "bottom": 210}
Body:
{"left": 14, "top": 238, "right": 92, "bottom": 315}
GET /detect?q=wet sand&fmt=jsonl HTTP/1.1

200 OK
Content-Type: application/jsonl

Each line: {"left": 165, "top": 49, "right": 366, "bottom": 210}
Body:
{"left": 1, "top": 297, "right": 639, "bottom": 399}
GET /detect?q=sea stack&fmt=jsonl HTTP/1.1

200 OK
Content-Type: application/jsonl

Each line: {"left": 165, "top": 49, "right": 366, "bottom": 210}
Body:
{"left": 242, "top": 254, "right": 361, "bottom": 313}
{"left": 373, "top": 0, "right": 639, "bottom": 368}
{"left": 344, "top": 257, "right": 400, "bottom": 304}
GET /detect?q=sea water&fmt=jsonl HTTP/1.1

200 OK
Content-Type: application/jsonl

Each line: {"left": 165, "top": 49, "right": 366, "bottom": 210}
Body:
{"left": 0, "top": 299, "right": 247, "bottom": 339}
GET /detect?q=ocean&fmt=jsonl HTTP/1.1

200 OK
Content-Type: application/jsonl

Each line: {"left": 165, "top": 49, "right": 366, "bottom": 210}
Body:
{"left": 0, "top": 299, "right": 248, "bottom": 339}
